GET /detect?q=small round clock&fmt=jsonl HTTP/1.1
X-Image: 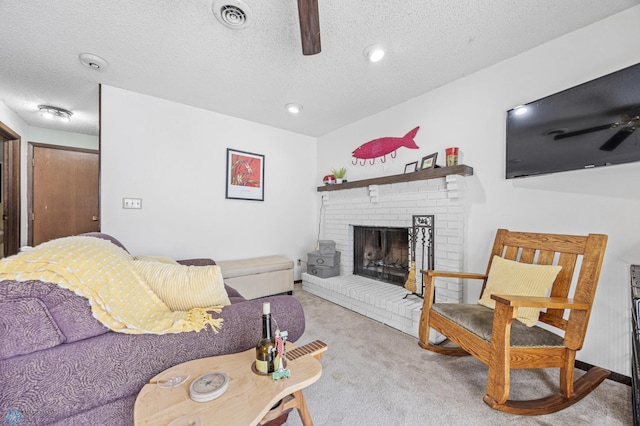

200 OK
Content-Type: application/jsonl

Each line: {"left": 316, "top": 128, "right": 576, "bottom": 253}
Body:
{"left": 189, "top": 372, "right": 229, "bottom": 403}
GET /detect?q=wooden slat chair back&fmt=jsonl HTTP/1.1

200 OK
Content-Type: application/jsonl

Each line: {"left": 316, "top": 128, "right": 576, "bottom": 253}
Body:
{"left": 418, "top": 229, "right": 608, "bottom": 415}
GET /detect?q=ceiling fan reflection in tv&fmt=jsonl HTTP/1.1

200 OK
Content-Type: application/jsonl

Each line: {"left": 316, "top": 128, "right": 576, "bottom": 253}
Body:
{"left": 553, "top": 105, "right": 640, "bottom": 151}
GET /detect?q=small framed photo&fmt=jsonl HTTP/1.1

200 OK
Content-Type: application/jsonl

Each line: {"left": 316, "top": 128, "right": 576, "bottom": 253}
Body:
{"left": 226, "top": 148, "right": 265, "bottom": 201}
{"left": 404, "top": 161, "right": 418, "bottom": 174}
{"left": 420, "top": 152, "right": 438, "bottom": 170}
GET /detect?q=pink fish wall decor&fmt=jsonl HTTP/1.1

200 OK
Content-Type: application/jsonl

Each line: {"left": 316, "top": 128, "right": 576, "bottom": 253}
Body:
{"left": 352, "top": 126, "right": 420, "bottom": 165}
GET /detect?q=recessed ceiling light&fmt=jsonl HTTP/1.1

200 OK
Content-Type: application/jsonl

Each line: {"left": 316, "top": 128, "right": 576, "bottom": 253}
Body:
{"left": 38, "top": 105, "right": 73, "bottom": 122}
{"left": 364, "top": 44, "right": 385, "bottom": 63}
{"left": 79, "top": 53, "right": 109, "bottom": 71}
{"left": 285, "top": 103, "right": 303, "bottom": 114}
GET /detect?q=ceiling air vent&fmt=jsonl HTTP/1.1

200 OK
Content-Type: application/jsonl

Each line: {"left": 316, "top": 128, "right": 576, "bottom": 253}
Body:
{"left": 212, "top": 0, "right": 252, "bottom": 30}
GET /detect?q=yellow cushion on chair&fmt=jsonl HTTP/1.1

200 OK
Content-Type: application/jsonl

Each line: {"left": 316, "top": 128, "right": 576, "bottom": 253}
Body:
{"left": 478, "top": 256, "right": 562, "bottom": 326}
{"left": 132, "top": 261, "right": 230, "bottom": 311}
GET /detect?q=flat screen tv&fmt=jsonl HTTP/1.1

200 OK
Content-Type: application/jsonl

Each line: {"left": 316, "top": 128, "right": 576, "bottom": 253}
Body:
{"left": 506, "top": 62, "right": 640, "bottom": 179}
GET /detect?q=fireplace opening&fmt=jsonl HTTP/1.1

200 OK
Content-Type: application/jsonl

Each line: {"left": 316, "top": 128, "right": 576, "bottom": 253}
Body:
{"left": 353, "top": 226, "right": 409, "bottom": 285}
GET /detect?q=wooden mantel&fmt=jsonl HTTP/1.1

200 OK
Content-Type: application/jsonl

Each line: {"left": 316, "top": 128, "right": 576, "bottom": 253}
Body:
{"left": 317, "top": 164, "right": 473, "bottom": 192}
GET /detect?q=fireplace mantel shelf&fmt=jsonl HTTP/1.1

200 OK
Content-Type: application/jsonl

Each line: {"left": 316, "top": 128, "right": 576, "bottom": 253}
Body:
{"left": 317, "top": 164, "right": 473, "bottom": 192}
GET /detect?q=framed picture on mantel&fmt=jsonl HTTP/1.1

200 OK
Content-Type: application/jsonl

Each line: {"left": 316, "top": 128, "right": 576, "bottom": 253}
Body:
{"left": 420, "top": 152, "right": 438, "bottom": 170}
{"left": 226, "top": 148, "right": 264, "bottom": 201}
{"left": 404, "top": 161, "right": 418, "bottom": 174}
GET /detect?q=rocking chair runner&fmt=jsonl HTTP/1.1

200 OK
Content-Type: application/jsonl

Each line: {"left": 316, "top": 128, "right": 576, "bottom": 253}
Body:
{"left": 418, "top": 229, "right": 609, "bottom": 415}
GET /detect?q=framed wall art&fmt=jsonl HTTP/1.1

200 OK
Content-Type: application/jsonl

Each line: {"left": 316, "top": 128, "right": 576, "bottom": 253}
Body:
{"left": 226, "top": 148, "right": 264, "bottom": 201}
{"left": 404, "top": 161, "right": 417, "bottom": 173}
{"left": 420, "top": 152, "right": 438, "bottom": 170}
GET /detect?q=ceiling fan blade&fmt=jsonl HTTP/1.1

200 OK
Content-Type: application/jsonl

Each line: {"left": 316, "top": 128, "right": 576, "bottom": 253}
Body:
{"left": 297, "top": 0, "right": 321, "bottom": 55}
{"left": 553, "top": 123, "right": 615, "bottom": 140}
{"left": 599, "top": 127, "right": 635, "bottom": 151}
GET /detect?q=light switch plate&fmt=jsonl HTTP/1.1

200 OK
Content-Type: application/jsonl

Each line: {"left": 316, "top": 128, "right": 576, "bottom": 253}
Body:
{"left": 123, "top": 198, "right": 142, "bottom": 209}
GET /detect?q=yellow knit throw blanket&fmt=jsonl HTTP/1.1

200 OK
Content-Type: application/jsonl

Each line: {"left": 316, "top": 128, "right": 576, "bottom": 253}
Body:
{"left": 0, "top": 236, "right": 223, "bottom": 334}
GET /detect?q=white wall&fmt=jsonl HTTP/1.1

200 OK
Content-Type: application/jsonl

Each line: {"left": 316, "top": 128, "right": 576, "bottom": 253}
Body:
{"left": 0, "top": 101, "right": 29, "bottom": 138}
{"left": 28, "top": 127, "right": 98, "bottom": 150}
{"left": 100, "top": 86, "right": 318, "bottom": 280}
{"left": 317, "top": 7, "right": 640, "bottom": 375}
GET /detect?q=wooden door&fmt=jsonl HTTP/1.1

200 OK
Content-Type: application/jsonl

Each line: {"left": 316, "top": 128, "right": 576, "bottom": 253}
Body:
{"left": 31, "top": 144, "right": 99, "bottom": 246}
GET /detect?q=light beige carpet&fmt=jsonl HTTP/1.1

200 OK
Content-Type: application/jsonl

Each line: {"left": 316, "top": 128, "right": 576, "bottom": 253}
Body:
{"left": 285, "top": 284, "right": 631, "bottom": 425}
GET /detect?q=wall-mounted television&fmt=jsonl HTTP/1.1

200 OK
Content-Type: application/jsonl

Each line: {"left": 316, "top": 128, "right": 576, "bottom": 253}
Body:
{"left": 506, "top": 62, "right": 640, "bottom": 179}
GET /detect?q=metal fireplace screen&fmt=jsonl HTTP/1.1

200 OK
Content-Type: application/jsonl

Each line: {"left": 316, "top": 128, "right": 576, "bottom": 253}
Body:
{"left": 408, "top": 215, "right": 435, "bottom": 296}
{"left": 353, "top": 226, "right": 409, "bottom": 285}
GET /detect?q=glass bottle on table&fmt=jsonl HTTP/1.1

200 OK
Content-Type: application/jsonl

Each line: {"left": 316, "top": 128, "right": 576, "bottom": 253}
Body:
{"left": 256, "top": 302, "right": 277, "bottom": 374}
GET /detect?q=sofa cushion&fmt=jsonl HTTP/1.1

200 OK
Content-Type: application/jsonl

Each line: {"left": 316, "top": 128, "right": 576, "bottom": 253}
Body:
{"left": 224, "top": 284, "right": 245, "bottom": 303}
{"left": 177, "top": 258, "right": 216, "bottom": 267}
{"left": 0, "top": 279, "right": 109, "bottom": 344}
{"left": 46, "top": 290, "right": 110, "bottom": 343}
{"left": 133, "top": 261, "right": 231, "bottom": 311}
{"left": 0, "top": 297, "right": 66, "bottom": 359}
{"left": 478, "top": 256, "right": 562, "bottom": 326}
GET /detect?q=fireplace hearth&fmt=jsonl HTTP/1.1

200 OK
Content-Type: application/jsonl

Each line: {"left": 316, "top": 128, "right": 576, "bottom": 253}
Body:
{"left": 353, "top": 226, "right": 409, "bottom": 285}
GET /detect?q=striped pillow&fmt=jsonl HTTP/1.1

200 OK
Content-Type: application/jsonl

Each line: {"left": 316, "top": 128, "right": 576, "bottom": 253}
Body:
{"left": 478, "top": 256, "right": 562, "bottom": 327}
{"left": 132, "top": 261, "right": 230, "bottom": 311}
{"left": 133, "top": 255, "right": 179, "bottom": 264}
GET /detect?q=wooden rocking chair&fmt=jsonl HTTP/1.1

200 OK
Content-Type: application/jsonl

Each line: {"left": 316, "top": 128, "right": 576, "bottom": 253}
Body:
{"left": 418, "top": 229, "right": 609, "bottom": 415}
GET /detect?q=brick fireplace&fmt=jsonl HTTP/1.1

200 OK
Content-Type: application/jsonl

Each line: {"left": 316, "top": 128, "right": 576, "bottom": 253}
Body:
{"left": 302, "top": 167, "right": 471, "bottom": 340}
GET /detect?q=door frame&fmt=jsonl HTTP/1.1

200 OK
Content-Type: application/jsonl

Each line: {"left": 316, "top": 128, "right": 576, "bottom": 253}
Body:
{"left": 0, "top": 121, "right": 21, "bottom": 257}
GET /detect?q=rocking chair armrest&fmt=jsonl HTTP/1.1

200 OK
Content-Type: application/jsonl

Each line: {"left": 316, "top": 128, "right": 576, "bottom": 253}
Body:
{"left": 491, "top": 294, "right": 590, "bottom": 311}
{"left": 421, "top": 270, "right": 487, "bottom": 280}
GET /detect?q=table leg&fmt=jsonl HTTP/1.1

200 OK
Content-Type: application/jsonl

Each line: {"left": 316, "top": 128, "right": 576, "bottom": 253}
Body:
{"left": 292, "top": 390, "right": 313, "bottom": 426}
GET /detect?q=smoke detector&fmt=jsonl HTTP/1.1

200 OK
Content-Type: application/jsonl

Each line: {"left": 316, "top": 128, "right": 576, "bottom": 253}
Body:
{"left": 212, "top": 0, "right": 252, "bottom": 30}
{"left": 79, "top": 53, "right": 109, "bottom": 71}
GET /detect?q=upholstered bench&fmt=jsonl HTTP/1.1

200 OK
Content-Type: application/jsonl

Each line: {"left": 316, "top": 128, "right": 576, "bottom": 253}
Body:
{"left": 216, "top": 256, "right": 294, "bottom": 300}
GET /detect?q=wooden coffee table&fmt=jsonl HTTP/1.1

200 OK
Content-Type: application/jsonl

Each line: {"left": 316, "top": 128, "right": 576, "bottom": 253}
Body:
{"left": 134, "top": 340, "right": 326, "bottom": 426}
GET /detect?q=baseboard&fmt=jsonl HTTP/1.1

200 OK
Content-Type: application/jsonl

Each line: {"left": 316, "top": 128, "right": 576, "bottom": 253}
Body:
{"left": 575, "top": 360, "right": 631, "bottom": 386}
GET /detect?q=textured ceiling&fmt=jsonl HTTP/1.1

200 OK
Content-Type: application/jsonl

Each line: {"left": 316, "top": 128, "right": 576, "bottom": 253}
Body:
{"left": 1, "top": 0, "right": 639, "bottom": 137}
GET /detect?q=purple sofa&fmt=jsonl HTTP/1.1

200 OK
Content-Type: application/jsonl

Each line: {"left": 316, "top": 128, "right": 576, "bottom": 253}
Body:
{"left": 0, "top": 233, "right": 305, "bottom": 425}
